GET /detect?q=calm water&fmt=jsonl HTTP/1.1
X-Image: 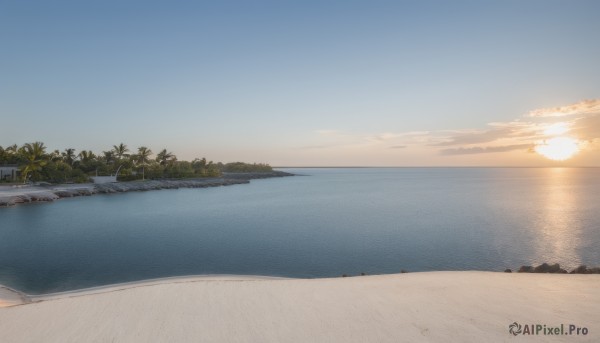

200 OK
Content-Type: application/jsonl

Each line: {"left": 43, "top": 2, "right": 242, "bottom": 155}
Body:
{"left": 1, "top": 168, "right": 599, "bottom": 294}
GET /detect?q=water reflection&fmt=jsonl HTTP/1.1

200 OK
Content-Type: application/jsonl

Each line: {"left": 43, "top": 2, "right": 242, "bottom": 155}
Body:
{"left": 532, "top": 168, "right": 582, "bottom": 269}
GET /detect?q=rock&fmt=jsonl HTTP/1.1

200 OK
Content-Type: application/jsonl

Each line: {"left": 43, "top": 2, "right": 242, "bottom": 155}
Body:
{"left": 518, "top": 266, "right": 534, "bottom": 273}
{"left": 533, "top": 263, "right": 550, "bottom": 273}
{"left": 222, "top": 171, "right": 295, "bottom": 180}
{"left": 1, "top": 176, "right": 280, "bottom": 208}
{"left": 504, "top": 269, "right": 512, "bottom": 273}
{"left": 571, "top": 265, "right": 589, "bottom": 274}
{"left": 526, "top": 263, "right": 567, "bottom": 273}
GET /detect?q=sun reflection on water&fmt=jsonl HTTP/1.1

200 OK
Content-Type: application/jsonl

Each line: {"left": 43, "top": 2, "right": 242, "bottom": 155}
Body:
{"left": 532, "top": 168, "right": 582, "bottom": 269}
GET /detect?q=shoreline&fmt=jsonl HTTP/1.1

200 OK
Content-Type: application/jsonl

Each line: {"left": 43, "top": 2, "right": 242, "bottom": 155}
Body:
{"left": 0, "top": 274, "right": 292, "bottom": 307}
{"left": 0, "top": 171, "right": 294, "bottom": 207}
{"left": 1, "top": 271, "right": 598, "bottom": 342}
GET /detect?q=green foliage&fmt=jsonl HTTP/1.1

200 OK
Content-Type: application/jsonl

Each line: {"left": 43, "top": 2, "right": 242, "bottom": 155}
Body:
{"left": 220, "top": 162, "right": 273, "bottom": 173}
{"left": 19, "top": 142, "right": 48, "bottom": 182}
{"left": 42, "top": 161, "right": 72, "bottom": 183}
{"left": 0, "top": 142, "right": 268, "bottom": 183}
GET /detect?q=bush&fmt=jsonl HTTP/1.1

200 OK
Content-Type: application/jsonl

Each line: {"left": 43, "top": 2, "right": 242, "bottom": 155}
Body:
{"left": 221, "top": 162, "right": 272, "bottom": 173}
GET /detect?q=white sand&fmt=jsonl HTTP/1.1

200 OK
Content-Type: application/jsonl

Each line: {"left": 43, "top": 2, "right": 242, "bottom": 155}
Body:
{"left": 1, "top": 272, "right": 598, "bottom": 342}
{"left": 0, "top": 286, "right": 29, "bottom": 308}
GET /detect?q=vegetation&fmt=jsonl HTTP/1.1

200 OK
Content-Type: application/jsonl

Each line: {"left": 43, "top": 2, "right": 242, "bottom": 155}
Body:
{"left": 0, "top": 142, "right": 273, "bottom": 184}
{"left": 219, "top": 162, "right": 273, "bottom": 173}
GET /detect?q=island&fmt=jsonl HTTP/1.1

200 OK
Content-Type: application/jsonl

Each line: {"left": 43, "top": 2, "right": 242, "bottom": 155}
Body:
{"left": 0, "top": 142, "right": 294, "bottom": 206}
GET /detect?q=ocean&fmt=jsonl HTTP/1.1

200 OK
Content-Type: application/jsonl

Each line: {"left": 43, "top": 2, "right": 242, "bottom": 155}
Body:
{"left": 1, "top": 167, "right": 599, "bottom": 294}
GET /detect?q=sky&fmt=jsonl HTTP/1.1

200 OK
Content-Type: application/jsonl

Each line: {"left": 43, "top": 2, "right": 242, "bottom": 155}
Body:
{"left": 1, "top": 0, "right": 599, "bottom": 166}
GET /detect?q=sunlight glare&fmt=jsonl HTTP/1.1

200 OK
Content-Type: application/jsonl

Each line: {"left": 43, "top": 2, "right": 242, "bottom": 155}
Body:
{"left": 535, "top": 137, "right": 580, "bottom": 161}
{"left": 543, "top": 122, "right": 570, "bottom": 136}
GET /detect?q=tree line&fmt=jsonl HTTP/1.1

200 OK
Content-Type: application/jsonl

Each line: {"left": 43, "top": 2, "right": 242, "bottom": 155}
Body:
{"left": 0, "top": 142, "right": 272, "bottom": 183}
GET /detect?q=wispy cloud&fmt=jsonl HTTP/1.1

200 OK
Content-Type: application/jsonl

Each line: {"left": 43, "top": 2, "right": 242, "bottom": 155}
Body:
{"left": 433, "top": 128, "right": 512, "bottom": 146}
{"left": 528, "top": 99, "right": 600, "bottom": 118}
{"left": 572, "top": 114, "right": 600, "bottom": 141}
{"left": 305, "top": 100, "right": 600, "bottom": 160}
{"left": 433, "top": 99, "right": 600, "bottom": 156}
{"left": 440, "top": 144, "right": 533, "bottom": 155}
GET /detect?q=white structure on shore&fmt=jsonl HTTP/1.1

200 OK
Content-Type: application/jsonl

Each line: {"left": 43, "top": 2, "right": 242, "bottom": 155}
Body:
{"left": 0, "top": 165, "right": 18, "bottom": 181}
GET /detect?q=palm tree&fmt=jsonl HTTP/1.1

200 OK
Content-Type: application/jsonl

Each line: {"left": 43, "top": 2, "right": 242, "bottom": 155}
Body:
{"left": 78, "top": 150, "right": 96, "bottom": 164}
{"left": 49, "top": 150, "right": 62, "bottom": 162}
{"left": 156, "top": 149, "right": 176, "bottom": 166}
{"left": 6, "top": 144, "right": 18, "bottom": 154}
{"left": 62, "top": 148, "right": 76, "bottom": 166}
{"left": 102, "top": 150, "right": 115, "bottom": 164}
{"left": 134, "top": 146, "right": 152, "bottom": 180}
{"left": 76, "top": 150, "right": 97, "bottom": 173}
{"left": 112, "top": 143, "right": 129, "bottom": 160}
{"left": 0, "top": 144, "right": 19, "bottom": 164}
{"left": 19, "top": 142, "right": 48, "bottom": 183}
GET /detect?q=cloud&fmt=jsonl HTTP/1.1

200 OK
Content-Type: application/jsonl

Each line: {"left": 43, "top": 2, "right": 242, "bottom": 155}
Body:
{"left": 432, "top": 121, "right": 541, "bottom": 147}
{"left": 371, "top": 132, "right": 402, "bottom": 142}
{"left": 528, "top": 99, "right": 600, "bottom": 118}
{"left": 433, "top": 128, "right": 512, "bottom": 146}
{"left": 440, "top": 144, "right": 533, "bottom": 155}
{"left": 306, "top": 101, "right": 600, "bottom": 161}
{"left": 572, "top": 114, "right": 600, "bottom": 141}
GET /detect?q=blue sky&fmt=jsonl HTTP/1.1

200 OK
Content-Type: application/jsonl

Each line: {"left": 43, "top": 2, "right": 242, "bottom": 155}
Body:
{"left": 1, "top": 0, "right": 599, "bottom": 166}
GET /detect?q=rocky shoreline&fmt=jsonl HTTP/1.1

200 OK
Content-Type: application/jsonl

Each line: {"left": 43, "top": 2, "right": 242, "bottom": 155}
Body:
{"left": 0, "top": 171, "right": 294, "bottom": 207}
{"left": 506, "top": 263, "right": 600, "bottom": 274}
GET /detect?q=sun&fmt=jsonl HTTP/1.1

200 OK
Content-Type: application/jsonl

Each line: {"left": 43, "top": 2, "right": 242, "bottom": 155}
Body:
{"left": 535, "top": 137, "right": 580, "bottom": 161}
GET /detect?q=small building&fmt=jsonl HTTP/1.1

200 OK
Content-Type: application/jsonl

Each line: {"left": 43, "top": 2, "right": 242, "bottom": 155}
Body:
{"left": 0, "top": 164, "right": 19, "bottom": 181}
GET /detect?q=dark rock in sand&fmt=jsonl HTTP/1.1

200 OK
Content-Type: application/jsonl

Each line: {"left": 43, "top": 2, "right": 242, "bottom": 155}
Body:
{"left": 533, "top": 263, "right": 567, "bottom": 273}
{"left": 504, "top": 269, "right": 512, "bottom": 273}
{"left": 518, "top": 266, "right": 534, "bottom": 273}
{"left": 570, "top": 265, "right": 590, "bottom": 274}
{"left": 533, "top": 263, "right": 552, "bottom": 273}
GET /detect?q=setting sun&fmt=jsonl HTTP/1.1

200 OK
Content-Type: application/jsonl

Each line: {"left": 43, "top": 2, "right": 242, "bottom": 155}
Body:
{"left": 535, "top": 137, "right": 580, "bottom": 161}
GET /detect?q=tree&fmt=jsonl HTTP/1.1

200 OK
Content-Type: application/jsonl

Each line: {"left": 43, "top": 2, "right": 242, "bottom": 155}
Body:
{"left": 156, "top": 149, "right": 176, "bottom": 166}
{"left": 77, "top": 150, "right": 98, "bottom": 173}
{"left": 102, "top": 150, "right": 115, "bottom": 165}
{"left": 0, "top": 144, "right": 20, "bottom": 164}
{"left": 134, "top": 146, "right": 153, "bottom": 180}
{"left": 61, "top": 148, "right": 76, "bottom": 166}
{"left": 112, "top": 143, "right": 129, "bottom": 160}
{"left": 50, "top": 150, "right": 62, "bottom": 162}
{"left": 78, "top": 150, "right": 96, "bottom": 164}
{"left": 19, "top": 142, "right": 48, "bottom": 182}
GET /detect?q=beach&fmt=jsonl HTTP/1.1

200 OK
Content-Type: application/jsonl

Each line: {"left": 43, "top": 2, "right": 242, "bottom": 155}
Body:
{"left": 1, "top": 272, "right": 598, "bottom": 342}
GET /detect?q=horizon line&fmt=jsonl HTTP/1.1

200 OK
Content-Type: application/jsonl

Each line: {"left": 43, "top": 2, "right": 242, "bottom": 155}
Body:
{"left": 273, "top": 166, "right": 600, "bottom": 169}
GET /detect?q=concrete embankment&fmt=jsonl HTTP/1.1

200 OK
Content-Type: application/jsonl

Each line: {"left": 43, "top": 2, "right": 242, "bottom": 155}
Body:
{"left": 0, "top": 171, "right": 294, "bottom": 207}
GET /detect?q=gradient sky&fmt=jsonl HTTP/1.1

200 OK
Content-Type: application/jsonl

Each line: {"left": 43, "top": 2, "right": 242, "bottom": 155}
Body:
{"left": 1, "top": 0, "right": 599, "bottom": 166}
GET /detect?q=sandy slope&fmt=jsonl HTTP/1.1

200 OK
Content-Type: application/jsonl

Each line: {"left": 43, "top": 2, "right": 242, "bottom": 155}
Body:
{"left": 1, "top": 272, "right": 598, "bottom": 342}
